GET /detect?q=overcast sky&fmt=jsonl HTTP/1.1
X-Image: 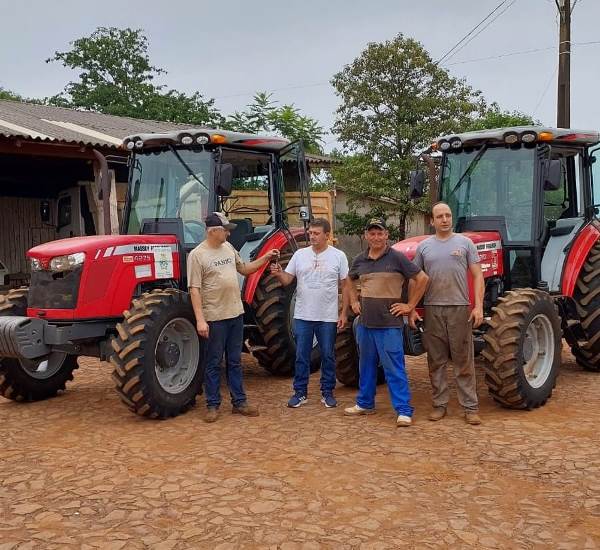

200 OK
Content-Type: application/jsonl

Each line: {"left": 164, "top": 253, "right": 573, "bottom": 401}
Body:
{"left": 2, "top": 0, "right": 598, "bottom": 151}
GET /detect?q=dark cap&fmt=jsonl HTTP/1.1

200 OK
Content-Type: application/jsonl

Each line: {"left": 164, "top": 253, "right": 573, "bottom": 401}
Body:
{"left": 205, "top": 212, "right": 237, "bottom": 231}
{"left": 365, "top": 217, "right": 387, "bottom": 230}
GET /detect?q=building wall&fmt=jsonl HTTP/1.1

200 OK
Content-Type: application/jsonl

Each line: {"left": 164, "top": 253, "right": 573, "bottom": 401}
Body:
{"left": 0, "top": 196, "right": 57, "bottom": 276}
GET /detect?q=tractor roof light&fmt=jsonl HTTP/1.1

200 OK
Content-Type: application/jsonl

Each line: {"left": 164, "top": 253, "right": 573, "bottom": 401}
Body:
{"left": 195, "top": 134, "right": 210, "bottom": 145}
{"left": 125, "top": 140, "right": 135, "bottom": 150}
{"left": 211, "top": 134, "right": 227, "bottom": 144}
{"left": 134, "top": 140, "right": 144, "bottom": 149}
{"left": 180, "top": 135, "right": 193, "bottom": 146}
{"left": 504, "top": 132, "right": 519, "bottom": 145}
{"left": 439, "top": 140, "right": 451, "bottom": 151}
{"left": 538, "top": 131, "right": 554, "bottom": 141}
{"left": 521, "top": 131, "right": 537, "bottom": 143}
{"left": 450, "top": 138, "right": 462, "bottom": 149}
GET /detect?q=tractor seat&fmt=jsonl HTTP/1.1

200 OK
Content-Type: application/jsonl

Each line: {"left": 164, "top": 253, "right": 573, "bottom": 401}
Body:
{"left": 228, "top": 218, "right": 253, "bottom": 250}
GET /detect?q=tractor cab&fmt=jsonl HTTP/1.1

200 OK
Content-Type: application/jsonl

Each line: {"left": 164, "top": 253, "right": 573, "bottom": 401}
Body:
{"left": 410, "top": 127, "right": 600, "bottom": 292}
{"left": 122, "top": 129, "right": 312, "bottom": 265}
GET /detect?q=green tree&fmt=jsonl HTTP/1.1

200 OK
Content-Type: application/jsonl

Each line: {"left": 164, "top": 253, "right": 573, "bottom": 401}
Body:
{"left": 227, "top": 92, "right": 325, "bottom": 153}
{"left": 47, "top": 27, "right": 222, "bottom": 125}
{"left": 331, "top": 34, "right": 488, "bottom": 239}
{"left": 0, "top": 87, "right": 42, "bottom": 104}
{"left": 465, "top": 103, "right": 536, "bottom": 131}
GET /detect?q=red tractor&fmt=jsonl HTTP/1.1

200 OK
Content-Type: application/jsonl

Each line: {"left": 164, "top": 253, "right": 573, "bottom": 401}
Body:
{"left": 0, "top": 129, "right": 349, "bottom": 418}
{"left": 385, "top": 126, "right": 600, "bottom": 409}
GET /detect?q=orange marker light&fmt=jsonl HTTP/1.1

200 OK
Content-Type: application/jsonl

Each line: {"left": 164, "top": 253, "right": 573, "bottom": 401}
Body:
{"left": 211, "top": 134, "right": 227, "bottom": 144}
{"left": 538, "top": 131, "right": 554, "bottom": 141}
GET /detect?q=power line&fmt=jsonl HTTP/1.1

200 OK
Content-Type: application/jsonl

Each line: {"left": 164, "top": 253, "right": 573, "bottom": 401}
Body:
{"left": 436, "top": 0, "right": 511, "bottom": 65}
{"left": 438, "top": 0, "right": 517, "bottom": 65}
{"left": 533, "top": 66, "right": 558, "bottom": 117}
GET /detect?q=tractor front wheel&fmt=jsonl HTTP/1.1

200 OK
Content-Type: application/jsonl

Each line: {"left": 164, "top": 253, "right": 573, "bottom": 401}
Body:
{"left": 0, "top": 288, "right": 79, "bottom": 401}
{"left": 482, "top": 289, "right": 561, "bottom": 409}
{"left": 110, "top": 289, "right": 204, "bottom": 419}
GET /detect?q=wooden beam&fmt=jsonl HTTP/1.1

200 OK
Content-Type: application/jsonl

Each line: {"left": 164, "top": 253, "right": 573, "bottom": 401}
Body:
{"left": 0, "top": 138, "right": 124, "bottom": 161}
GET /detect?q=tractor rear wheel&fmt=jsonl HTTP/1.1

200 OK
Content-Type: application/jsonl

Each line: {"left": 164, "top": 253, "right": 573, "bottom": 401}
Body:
{"left": 570, "top": 241, "right": 600, "bottom": 371}
{"left": 252, "top": 252, "right": 320, "bottom": 376}
{"left": 110, "top": 289, "right": 203, "bottom": 419}
{"left": 482, "top": 289, "right": 561, "bottom": 409}
{"left": 0, "top": 287, "right": 78, "bottom": 401}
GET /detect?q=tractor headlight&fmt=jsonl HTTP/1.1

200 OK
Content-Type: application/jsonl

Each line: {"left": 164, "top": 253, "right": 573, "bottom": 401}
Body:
{"left": 30, "top": 258, "right": 43, "bottom": 271}
{"left": 49, "top": 252, "right": 86, "bottom": 272}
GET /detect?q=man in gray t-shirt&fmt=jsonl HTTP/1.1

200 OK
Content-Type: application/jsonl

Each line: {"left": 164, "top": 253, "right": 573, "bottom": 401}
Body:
{"left": 412, "top": 202, "right": 485, "bottom": 425}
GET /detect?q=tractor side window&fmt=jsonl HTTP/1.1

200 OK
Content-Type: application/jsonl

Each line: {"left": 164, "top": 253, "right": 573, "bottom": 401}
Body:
{"left": 543, "top": 151, "right": 582, "bottom": 225}
{"left": 591, "top": 148, "right": 600, "bottom": 207}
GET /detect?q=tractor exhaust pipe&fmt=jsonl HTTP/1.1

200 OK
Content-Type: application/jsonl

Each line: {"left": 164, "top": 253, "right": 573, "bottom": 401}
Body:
{"left": 92, "top": 149, "right": 112, "bottom": 235}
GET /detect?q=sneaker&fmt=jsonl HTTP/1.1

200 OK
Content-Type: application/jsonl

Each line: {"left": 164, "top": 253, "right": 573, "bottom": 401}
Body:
{"left": 428, "top": 407, "right": 447, "bottom": 422}
{"left": 465, "top": 411, "right": 482, "bottom": 425}
{"left": 321, "top": 394, "right": 337, "bottom": 408}
{"left": 232, "top": 402, "right": 260, "bottom": 417}
{"left": 287, "top": 393, "right": 308, "bottom": 408}
{"left": 204, "top": 407, "right": 219, "bottom": 423}
{"left": 396, "top": 415, "right": 412, "bottom": 427}
{"left": 344, "top": 404, "right": 376, "bottom": 416}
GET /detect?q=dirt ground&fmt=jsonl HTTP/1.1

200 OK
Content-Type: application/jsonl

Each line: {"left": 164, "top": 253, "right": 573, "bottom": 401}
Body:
{"left": 1, "top": 345, "right": 600, "bottom": 550}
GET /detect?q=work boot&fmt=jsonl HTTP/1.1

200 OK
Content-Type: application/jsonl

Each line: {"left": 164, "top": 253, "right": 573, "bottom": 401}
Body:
{"left": 204, "top": 407, "right": 219, "bottom": 423}
{"left": 232, "top": 402, "right": 260, "bottom": 417}
{"left": 428, "top": 407, "right": 447, "bottom": 422}
{"left": 344, "top": 404, "right": 375, "bottom": 416}
{"left": 465, "top": 411, "right": 482, "bottom": 425}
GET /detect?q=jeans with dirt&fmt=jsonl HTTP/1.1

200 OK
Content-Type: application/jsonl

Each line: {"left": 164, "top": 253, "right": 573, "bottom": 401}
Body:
{"left": 355, "top": 324, "right": 413, "bottom": 417}
{"left": 423, "top": 305, "right": 479, "bottom": 412}
{"left": 293, "top": 319, "right": 337, "bottom": 396}
{"left": 204, "top": 314, "right": 247, "bottom": 409}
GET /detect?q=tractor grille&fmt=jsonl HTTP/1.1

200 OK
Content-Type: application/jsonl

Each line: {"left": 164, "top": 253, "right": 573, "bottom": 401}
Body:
{"left": 28, "top": 267, "right": 82, "bottom": 309}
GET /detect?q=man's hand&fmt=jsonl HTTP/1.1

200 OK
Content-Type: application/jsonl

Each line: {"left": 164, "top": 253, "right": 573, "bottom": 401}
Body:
{"left": 264, "top": 249, "right": 280, "bottom": 263}
{"left": 337, "top": 313, "right": 347, "bottom": 331}
{"left": 196, "top": 320, "right": 209, "bottom": 339}
{"left": 270, "top": 262, "right": 283, "bottom": 275}
{"left": 351, "top": 300, "right": 361, "bottom": 316}
{"left": 390, "top": 302, "right": 413, "bottom": 317}
{"left": 469, "top": 306, "right": 484, "bottom": 329}
{"left": 408, "top": 309, "right": 422, "bottom": 330}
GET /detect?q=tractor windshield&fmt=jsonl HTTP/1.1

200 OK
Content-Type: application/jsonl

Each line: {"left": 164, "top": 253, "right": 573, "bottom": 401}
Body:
{"left": 440, "top": 146, "right": 536, "bottom": 242}
{"left": 127, "top": 149, "right": 213, "bottom": 245}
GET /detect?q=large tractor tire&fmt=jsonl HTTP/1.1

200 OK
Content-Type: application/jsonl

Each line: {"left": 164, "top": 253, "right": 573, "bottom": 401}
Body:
{"left": 571, "top": 241, "right": 600, "bottom": 371}
{"left": 0, "top": 288, "right": 78, "bottom": 401}
{"left": 335, "top": 317, "right": 385, "bottom": 387}
{"left": 252, "top": 252, "right": 320, "bottom": 376}
{"left": 482, "top": 289, "right": 561, "bottom": 409}
{"left": 110, "top": 289, "right": 204, "bottom": 419}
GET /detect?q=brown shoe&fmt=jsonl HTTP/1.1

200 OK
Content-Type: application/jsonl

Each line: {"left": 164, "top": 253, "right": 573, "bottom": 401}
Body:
{"left": 232, "top": 403, "right": 259, "bottom": 417}
{"left": 428, "top": 407, "right": 447, "bottom": 421}
{"left": 204, "top": 407, "right": 219, "bottom": 423}
{"left": 465, "top": 411, "right": 482, "bottom": 425}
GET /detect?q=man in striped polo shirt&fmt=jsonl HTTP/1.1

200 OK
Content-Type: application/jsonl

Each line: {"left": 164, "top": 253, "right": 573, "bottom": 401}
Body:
{"left": 343, "top": 218, "right": 429, "bottom": 427}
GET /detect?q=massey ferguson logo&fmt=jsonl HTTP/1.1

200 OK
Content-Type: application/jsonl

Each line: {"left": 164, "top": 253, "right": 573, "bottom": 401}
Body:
{"left": 134, "top": 245, "right": 150, "bottom": 252}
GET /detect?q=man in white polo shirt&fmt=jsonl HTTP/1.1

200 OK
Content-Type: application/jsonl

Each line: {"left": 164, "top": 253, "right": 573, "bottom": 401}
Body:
{"left": 270, "top": 218, "right": 349, "bottom": 408}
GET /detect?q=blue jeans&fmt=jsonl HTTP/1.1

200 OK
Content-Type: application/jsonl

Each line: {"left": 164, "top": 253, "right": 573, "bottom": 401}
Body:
{"left": 293, "top": 319, "right": 337, "bottom": 396}
{"left": 204, "top": 315, "right": 247, "bottom": 408}
{"left": 356, "top": 324, "right": 413, "bottom": 417}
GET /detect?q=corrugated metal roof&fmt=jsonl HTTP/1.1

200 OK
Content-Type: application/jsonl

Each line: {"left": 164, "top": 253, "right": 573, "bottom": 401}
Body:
{"left": 0, "top": 99, "right": 340, "bottom": 165}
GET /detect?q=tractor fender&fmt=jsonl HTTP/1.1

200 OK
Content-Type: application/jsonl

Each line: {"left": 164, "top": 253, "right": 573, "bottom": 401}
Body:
{"left": 242, "top": 228, "right": 305, "bottom": 305}
{"left": 561, "top": 221, "right": 600, "bottom": 297}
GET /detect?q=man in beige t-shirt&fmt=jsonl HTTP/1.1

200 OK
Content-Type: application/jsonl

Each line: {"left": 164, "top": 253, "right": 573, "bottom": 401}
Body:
{"left": 188, "top": 212, "right": 278, "bottom": 422}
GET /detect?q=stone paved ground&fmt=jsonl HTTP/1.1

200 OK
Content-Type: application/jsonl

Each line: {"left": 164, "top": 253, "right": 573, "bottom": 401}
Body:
{"left": 1, "top": 345, "right": 600, "bottom": 549}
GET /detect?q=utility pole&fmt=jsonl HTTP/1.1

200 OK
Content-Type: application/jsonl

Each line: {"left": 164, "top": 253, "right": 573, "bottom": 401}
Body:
{"left": 556, "top": 0, "right": 571, "bottom": 128}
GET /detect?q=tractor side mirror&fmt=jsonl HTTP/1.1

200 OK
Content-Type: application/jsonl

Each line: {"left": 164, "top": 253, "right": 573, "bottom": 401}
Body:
{"left": 409, "top": 170, "right": 425, "bottom": 199}
{"left": 543, "top": 159, "right": 562, "bottom": 191}
{"left": 216, "top": 163, "right": 233, "bottom": 196}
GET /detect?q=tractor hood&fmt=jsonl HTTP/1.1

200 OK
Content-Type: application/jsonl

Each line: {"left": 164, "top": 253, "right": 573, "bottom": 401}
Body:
{"left": 393, "top": 231, "right": 503, "bottom": 261}
{"left": 28, "top": 235, "right": 178, "bottom": 263}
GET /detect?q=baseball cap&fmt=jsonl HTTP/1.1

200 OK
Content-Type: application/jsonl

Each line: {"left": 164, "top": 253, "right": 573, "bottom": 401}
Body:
{"left": 365, "top": 217, "right": 387, "bottom": 230}
{"left": 205, "top": 212, "right": 237, "bottom": 230}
